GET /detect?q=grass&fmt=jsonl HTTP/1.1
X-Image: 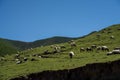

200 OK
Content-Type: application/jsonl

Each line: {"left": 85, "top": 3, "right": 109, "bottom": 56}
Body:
{"left": 0, "top": 24, "right": 120, "bottom": 80}
{"left": 1, "top": 52, "right": 120, "bottom": 80}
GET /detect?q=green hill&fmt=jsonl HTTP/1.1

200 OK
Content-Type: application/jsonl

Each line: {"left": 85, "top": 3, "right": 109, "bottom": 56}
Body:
{"left": 0, "top": 36, "right": 76, "bottom": 56}
{"left": 0, "top": 39, "right": 17, "bottom": 56}
{"left": 0, "top": 24, "right": 120, "bottom": 80}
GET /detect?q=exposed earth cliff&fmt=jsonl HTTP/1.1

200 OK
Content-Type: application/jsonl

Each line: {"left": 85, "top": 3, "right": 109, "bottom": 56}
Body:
{"left": 11, "top": 59, "right": 120, "bottom": 80}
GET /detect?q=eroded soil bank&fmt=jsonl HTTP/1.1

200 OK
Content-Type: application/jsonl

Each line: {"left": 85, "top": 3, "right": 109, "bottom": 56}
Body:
{"left": 11, "top": 60, "right": 120, "bottom": 80}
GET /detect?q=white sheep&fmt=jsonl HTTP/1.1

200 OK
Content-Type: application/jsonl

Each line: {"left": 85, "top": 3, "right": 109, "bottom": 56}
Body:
{"left": 80, "top": 47, "right": 85, "bottom": 52}
{"left": 101, "top": 46, "right": 109, "bottom": 51}
{"left": 112, "top": 50, "right": 120, "bottom": 54}
{"left": 110, "top": 35, "right": 114, "bottom": 39}
{"left": 107, "top": 50, "right": 120, "bottom": 55}
{"left": 16, "top": 60, "right": 22, "bottom": 64}
{"left": 69, "top": 51, "right": 74, "bottom": 59}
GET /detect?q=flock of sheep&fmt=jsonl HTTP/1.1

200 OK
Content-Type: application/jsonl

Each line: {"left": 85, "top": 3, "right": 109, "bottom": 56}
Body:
{"left": 12, "top": 39, "right": 120, "bottom": 64}
{"left": 1, "top": 27, "right": 120, "bottom": 64}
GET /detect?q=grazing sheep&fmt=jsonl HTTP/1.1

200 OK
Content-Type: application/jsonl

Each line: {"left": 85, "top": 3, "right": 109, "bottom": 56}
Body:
{"left": 69, "top": 51, "right": 74, "bottom": 59}
{"left": 15, "top": 54, "right": 20, "bottom": 59}
{"left": 23, "top": 57, "right": 28, "bottom": 61}
{"left": 55, "top": 45, "right": 61, "bottom": 52}
{"left": 70, "top": 42, "right": 77, "bottom": 48}
{"left": 101, "top": 46, "right": 109, "bottom": 51}
{"left": 91, "top": 45, "right": 97, "bottom": 49}
{"left": 112, "top": 50, "right": 120, "bottom": 54}
{"left": 96, "top": 46, "right": 102, "bottom": 51}
{"left": 16, "top": 60, "right": 22, "bottom": 64}
{"left": 68, "top": 40, "right": 77, "bottom": 48}
{"left": 15, "top": 58, "right": 19, "bottom": 61}
{"left": 80, "top": 47, "right": 85, "bottom": 52}
{"left": 38, "top": 56, "right": 42, "bottom": 58}
{"left": 51, "top": 45, "right": 61, "bottom": 53}
{"left": 107, "top": 52, "right": 113, "bottom": 55}
{"left": 110, "top": 35, "right": 114, "bottom": 39}
{"left": 86, "top": 47, "right": 93, "bottom": 52}
{"left": 51, "top": 46, "right": 61, "bottom": 53}
{"left": 107, "top": 50, "right": 120, "bottom": 55}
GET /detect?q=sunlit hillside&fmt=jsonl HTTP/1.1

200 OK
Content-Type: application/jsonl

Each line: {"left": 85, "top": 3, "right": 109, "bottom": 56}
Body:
{"left": 0, "top": 24, "right": 120, "bottom": 80}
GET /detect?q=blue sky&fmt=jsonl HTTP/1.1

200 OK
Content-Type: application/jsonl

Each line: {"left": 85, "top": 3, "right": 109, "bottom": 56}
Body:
{"left": 0, "top": 0, "right": 120, "bottom": 42}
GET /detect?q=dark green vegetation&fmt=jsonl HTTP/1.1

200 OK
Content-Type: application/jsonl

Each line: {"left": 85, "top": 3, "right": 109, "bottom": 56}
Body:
{"left": 0, "top": 24, "right": 120, "bottom": 80}
{"left": 0, "top": 36, "right": 76, "bottom": 56}
{"left": 0, "top": 39, "right": 17, "bottom": 56}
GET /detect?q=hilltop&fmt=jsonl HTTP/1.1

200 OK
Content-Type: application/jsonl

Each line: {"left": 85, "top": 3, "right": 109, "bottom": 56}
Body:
{"left": 0, "top": 24, "right": 120, "bottom": 80}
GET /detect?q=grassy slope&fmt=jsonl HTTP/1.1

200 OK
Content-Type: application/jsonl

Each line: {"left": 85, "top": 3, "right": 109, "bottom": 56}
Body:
{"left": 0, "top": 24, "right": 120, "bottom": 80}
{"left": 0, "top": 36, "right": 76, "bottom": 53}
{"left": 0, "top": 39, "right": 17, "bottom": 56}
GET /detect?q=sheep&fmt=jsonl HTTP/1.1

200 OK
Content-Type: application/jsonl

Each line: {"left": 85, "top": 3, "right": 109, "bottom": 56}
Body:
{"left": 23, "top": 57, "right": 28, "bottom": 61}
{"left": 80, "top": 47, "right": 85, "bottom": 52}
{"left": 15, "top": 54, "right": 20, "bottom": 59}
{"left": 38, "top": 56, "right": 42, "bottom": 58}
{"left": 55, "top": 45, "right": 61, "bottom": 52}
{"left": 51, "top": 45, "right": 61, "bottom": 53}
{"left": 107, "top": 50, "right": 120, "bottom": 55}
{"left": 86, "top": 47, "right": 93, "bottom": 52}
{"left": 16, "top": 60, "right": 22, "bottom": 64}
{"left": 107, "top": 52, "right": 113, "bottom": 55}
{"left": 96, "top": 46, "right": 102, "bottom": 51}
{"left": 69, "top": 51, "right": 74, "bottom": 59}
{"left": 91, "top": 45, "right": 97, "bottom": 49}
{"left": 101, "top": 46, "right": 109, "bottom": 51}
{"left": 110, "top": 35, "right": 114, "bottom": 39}
{"left": 68, "top": 40, "right": 77, "bottom": 48}
{"left": 15, "top": 59, "right": 22, "bottom": 64}
{"left": 96, "top": 46, "right": 109, "bottom": 52}
{"left": 112, "top": 50, "right": 120, "bottom": 54}
{"left": 70, "top": 42, "right": 77, "bottom": 48}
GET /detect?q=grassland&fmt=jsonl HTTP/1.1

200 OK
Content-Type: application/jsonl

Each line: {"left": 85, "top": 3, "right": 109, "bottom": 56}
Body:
{"left": 0, "top": 24, "right": 120, "bottom": 80}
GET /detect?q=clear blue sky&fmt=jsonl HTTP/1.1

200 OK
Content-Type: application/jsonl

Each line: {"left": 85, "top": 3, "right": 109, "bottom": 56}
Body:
{"left": 0, "top": 0, "right": 120, "bottom": 42}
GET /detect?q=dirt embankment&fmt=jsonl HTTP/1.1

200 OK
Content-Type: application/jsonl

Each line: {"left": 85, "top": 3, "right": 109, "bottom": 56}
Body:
{"left": 11, "top": 60, "right": 120, "bottom": 80}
